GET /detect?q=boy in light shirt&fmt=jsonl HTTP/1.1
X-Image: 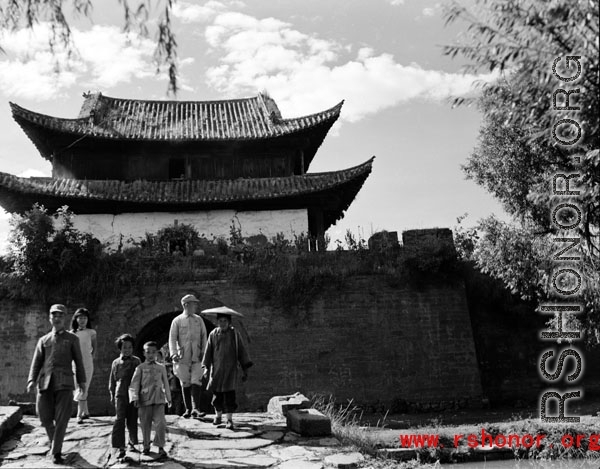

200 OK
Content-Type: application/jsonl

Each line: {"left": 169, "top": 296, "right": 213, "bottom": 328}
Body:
{"left": 129, "top": 341, "right": 172, "bottom": 458}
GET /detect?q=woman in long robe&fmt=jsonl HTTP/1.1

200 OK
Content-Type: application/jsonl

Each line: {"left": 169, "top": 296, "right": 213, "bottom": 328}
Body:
{"left": 202, "top": 314, "right": 252, "bottom": 429}
{"left": 71, "top": 308, "right": 96, "bottom": 423}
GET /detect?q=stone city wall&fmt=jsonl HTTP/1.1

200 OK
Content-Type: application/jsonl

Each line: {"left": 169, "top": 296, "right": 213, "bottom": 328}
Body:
{"left": 0, "top": 272, "right": 482, "bottom": 414}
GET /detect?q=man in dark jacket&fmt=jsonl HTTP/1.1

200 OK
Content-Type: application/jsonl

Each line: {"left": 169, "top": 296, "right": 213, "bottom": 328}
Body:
{"left": 27, "top": 304, "right": 86, "bottom": 465}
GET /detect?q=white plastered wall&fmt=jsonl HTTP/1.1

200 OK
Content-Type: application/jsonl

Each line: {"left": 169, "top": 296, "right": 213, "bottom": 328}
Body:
{"left": 71, "top": 209, "right": 308, "bottom": 249}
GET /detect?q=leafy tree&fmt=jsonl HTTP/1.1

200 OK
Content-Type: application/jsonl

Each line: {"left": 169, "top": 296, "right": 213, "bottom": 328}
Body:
{"left": 6, "top": 204, "right": 100, "bottom": 284}
{"left": 444, "top": 0, "right": 599, "bottom": 146}
{"left": 444, "top": 0, "right": 599, "bottom": 345}
{"left": 0, "top": 0, "right": 178, "bottom": 94}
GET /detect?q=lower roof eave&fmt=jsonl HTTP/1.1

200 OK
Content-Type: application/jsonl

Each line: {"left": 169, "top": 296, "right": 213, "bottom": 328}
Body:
{"left": 0, "top": 157, "right": 373, "bottom": 230}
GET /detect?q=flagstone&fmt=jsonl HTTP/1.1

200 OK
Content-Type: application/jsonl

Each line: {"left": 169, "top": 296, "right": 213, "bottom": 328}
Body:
{"left": 227, "top": 455, "right": 279, "bottom": 467}
{"left": 171, "top": 449, "right": 223, "bottom": 461}
{"left": 219, "top": 449, "right": 256, "bottom": 458}
{"left": 184, "top": 437, "right": 273, "bottom": 451}
{"left": 283, "top": 432, "right": 300, "bottom": 442}
{"left": 276, "top": 460, "right": 324, "bottom": 469}
{"left": 1, "top": 440, "right": 19, "bottom": 452}
{"left": 65, "top": 449, "right": 111, "bottom": 468}
{"left": 191, "top": 460, "right": 250, "bottom": 468}
{"left": 324, "top": 452, "right": 365, "bottom": 468}
{"left": 218, "top": 430, "right": 256, "bottom": 439}
{"left": 23, "top": 445, "right": 49, "bottom": 455}
{"left": 267, "top": 444, "right": 316, "bottom": 461}
{"left": 260, "top": 430, "right": 285, "bottom": 441}
{"left": 2, "top": 452, "right": 27, "bottom": 460}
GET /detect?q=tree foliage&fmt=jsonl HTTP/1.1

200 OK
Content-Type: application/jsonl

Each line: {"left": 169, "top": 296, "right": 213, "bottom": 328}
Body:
{"left": 445, "top": 0, "right": 599, "bottom": 345}
{"left": 0, "top": 0, "right": 179, "bottom": 94}
{"left": 6, "top": 204, "right": 100, "bottom": 284}
{"left": 444, "top": 0, "right": 599, "bottom": 145}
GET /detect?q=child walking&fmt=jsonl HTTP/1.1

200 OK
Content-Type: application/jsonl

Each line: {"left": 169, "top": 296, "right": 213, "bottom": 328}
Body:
{"left": 202, "top": 313, "right": 252, "bottom": 430}
{"left": 129, "top": 341, "right": 172, "bottom": 458}
{"left": 109, "top": 334, "right": 141, "bottom": 461}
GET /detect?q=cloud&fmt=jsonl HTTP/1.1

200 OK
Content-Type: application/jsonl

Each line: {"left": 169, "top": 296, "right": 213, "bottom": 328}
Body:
{"left": 0, "top": 23, "right": 157, "bottom": 100}
{"left": 17, "top": 169, "right": 50, "bottom": 178}
{"left": 73, "top": 26, "right": 156, "bottom": 88}
{"left": 387, "top": 0, "right": 406, "bottom": 5}
{"left": 172, "top": 0, "right": 230, "bottom": 23}
{"left": 421, "top": 3, "right": 441, "bottom": 18}
{"left": 204, "top": 12, "right": 496, "bottom": 122}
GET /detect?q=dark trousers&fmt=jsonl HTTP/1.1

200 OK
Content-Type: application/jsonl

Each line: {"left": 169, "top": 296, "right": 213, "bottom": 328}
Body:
{"left": 37, "top": 387, "right": 73, "bottom": 456}
{"left": 111, "top": 396, "right": 139, "bottom": 449}
{"left": 211, "top": 390, "right": 237, "bottom": 413}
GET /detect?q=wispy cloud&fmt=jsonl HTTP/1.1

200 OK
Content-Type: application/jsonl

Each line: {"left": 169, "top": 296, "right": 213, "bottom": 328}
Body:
{"left": 172, "top": 0, "right": 230, "bottom": 23}
{"left": 421, "top": 3, "right": 442, "bottom": 18}
{"left": 17, "top": 169, "right": 50, "bottom": 178}
{"left": 0, "top": 24, "right": 157, "bottom": 100}
{"left": 204, "top": 12, "right": 495, "bottom": 122}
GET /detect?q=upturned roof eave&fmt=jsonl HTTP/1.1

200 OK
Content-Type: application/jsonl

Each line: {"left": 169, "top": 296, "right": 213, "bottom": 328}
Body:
{"left": 9, "top": 98, "right": 343, "bottom": 143}
{"left": 0, "top": 157, "right": 374, "bottom": 219}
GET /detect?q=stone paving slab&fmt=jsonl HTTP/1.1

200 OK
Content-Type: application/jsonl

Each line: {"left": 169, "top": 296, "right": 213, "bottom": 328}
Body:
{"left": 277, "top": 460, "right": 324, "bottom": 469}
{"left": 184, "top": 436, "right": 274, "bottom": 450}
{"left": 0, "top": 414, "right": 374, "bottom": 469}
{"left": 260, "top": 430, "right": 284, "bottom": 442}
{"left": 324, "top": 452, "right": 365, "bottom": 468}
{"left": 267, "top": 444, "right": 318, "bottom": 461}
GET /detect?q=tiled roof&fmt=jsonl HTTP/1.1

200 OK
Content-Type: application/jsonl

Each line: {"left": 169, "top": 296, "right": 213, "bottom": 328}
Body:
{"left": 10, "top": 93, "right": 343, "bottom": 141}
{"left": 0, "top": 158, "right": 373, "bottom": 225}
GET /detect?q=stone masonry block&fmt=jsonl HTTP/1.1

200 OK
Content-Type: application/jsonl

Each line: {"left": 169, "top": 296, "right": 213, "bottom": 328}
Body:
{"left": 268, "top": 392, "right": 311, "bottom": 417}
{"left": 0, "top": 406, "right": 23, "bottom": 442}
{"left": 286, "top": 408, "right": 331, "bottom": 437}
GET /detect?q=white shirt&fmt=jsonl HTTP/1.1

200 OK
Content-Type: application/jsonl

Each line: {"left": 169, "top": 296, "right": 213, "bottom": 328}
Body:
{"left": 168, "top": 312, "right": 207, "bottom": 364}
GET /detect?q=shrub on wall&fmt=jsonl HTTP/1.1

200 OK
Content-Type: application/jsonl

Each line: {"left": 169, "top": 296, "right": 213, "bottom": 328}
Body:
{"left": 1, "top": 205, "right": 101, "bottom": 299}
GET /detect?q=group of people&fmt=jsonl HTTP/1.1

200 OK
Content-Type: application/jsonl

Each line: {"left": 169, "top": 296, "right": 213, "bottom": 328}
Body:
{"left": 26, "top": 294, "right": 253, "bottom": 465}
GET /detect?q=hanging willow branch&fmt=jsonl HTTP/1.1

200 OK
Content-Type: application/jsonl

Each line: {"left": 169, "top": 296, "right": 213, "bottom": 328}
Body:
{"left": 0, "top": 0, "right": 179, "bottom": 95}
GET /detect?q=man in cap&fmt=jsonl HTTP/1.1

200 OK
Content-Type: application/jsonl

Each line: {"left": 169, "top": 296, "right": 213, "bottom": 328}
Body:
{"left": 169, "top": 294, "right": 208, "bottom": 418}
{"left": 27, "top": 304, "right": 86, "bottom": 465}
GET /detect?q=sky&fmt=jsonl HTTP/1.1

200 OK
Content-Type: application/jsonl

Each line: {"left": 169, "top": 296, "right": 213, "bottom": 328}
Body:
{"left": 0, "top": 0, "right": 509, "bottom": 251}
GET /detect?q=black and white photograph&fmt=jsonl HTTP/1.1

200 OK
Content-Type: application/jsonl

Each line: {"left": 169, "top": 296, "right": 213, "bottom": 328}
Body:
{"left": 0, "top": 0, "right": 598, "bottom": 467}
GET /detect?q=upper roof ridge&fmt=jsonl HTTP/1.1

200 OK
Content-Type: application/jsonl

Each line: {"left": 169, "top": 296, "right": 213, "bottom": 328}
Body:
{"left": 11, "top": 92, "right": 343, "bottom": 143}
{"left": 97, "top": 93, "right": 262, "bottom": 106}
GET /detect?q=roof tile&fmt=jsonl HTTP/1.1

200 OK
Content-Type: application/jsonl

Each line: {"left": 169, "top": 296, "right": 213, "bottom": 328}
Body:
{"left": 10, "top": 93, "right": 342, "bottom": 142}
{"left": 0, "top": 158, "right": 373, "bottom": 207}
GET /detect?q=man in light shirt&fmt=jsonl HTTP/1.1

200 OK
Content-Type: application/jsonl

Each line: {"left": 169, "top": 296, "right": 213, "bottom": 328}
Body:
{"left": 169, "top": 294, "right": 208, "bottom": 418}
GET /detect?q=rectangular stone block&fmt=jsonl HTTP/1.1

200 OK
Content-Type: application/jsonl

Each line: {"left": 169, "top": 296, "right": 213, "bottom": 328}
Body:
{"left": 286, "top": 409, "right": 331, "bottom": 437}
{"left": 0, "top": 406, "right": 23, "bottom": 442}
{"left": 268, "top": 393, "right": 311, "bottom": 417}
